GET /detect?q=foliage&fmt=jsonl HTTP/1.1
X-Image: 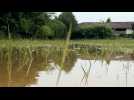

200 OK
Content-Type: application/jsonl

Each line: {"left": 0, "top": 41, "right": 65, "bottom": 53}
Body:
{"left": 35, "top": 25, "right": 54, "bottom": 39}
{"left": 47, "top": 19, "right": 67, "bottom": 38}
{"left": 106, "top": 17, "right": 111, "bottom": 23}
{"left": 19, "top": 18, "right": 32, "bottom": 33}
{"left": 59, "top": 12, "right": 79, "bottom": 33}
{"left": 0, "top": 12, "right": 133, "bottom": 40}
{"left": 0, "top": 12, "right": 51, "bottom": 39}
{"left": 78, "top": 25, "right": 113, "bottom": 39}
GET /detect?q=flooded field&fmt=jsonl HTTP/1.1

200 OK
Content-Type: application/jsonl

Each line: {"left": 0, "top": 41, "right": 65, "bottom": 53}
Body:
{"left": 0, "top": 42, "right": 134, "bottom": 87}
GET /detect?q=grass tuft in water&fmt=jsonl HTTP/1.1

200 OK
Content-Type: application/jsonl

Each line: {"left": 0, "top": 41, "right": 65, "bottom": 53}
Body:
{"left": 56, "top": 23, "right": 72, "bottom": 86}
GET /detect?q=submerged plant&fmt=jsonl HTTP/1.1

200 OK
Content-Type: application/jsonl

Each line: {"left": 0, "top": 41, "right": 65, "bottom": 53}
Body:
{"left": 56, "top": 23, "right": 72, "bottom": 86}
{"left": 6, "top": 39, "right": 13, "bottom": 87}
{"left": 123, "top": 62, "right": 131, "bottom": 87}
{"left": 26, "top": 47, "right": 34, "bottom": 77}
{"left": 81, "top": 60, "right": 92, "bottom": 86}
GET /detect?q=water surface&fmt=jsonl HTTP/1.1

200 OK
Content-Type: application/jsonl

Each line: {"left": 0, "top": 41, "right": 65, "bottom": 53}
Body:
{"left": 0, "top": 47, "right": 134, "bottom": 87}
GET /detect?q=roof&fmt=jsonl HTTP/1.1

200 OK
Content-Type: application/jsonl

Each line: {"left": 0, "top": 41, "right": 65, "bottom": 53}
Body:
{"left": 79, "top": 22, "right": 134, "bottom": 29}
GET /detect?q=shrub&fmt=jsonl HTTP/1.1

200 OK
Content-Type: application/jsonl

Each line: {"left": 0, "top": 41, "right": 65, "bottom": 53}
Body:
{"left": 0, "top": 31, "right": 6, "bottom": 39}
{"left": 47, "top": 19, "right": 67, "bottom": 38}
{"left": 78, "top": 25, "right": 113, "bottom": 39}
{"left": 35, "top": 25, "right": 54, "bottom": 39}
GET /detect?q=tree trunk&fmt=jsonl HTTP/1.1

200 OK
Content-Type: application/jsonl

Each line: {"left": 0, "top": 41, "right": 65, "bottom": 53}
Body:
{"left": 7, "top": 23, "right": 11, "bottom": 40}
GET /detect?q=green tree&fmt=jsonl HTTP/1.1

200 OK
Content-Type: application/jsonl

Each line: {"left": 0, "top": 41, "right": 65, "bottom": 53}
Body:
{"left": 0, "top": 12, "right": 53, "bottom": 39}
{"left": 31, "top": 12, "right": 51, "bottom": 38}
{"left": 0, "top": 12, "right": 19, "bottom": 39}
{"left": 19, "top": 18, "right": 32, "bottom": 33}
{"left": 36, "top": 25, "right": 54, "bottom": 39}
{"left": 17, "top": 12, "right": 51, "bottom": 38}
{"left": 106, "top": 17, "right": 111, "bottom": 23}
{"left": 47, "top": 19, "right": 66, "bottom": 38}
{"left": 58, "top": 12, "right": 78, "bottom": 33}
{"left": 79, "top": 25, "right": 113, "bottom": 39}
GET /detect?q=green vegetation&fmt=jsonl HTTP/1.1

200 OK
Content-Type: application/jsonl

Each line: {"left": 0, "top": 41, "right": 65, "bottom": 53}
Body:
{"left": 0, "top": 12, "right": 126, "bottom": 40}
{"left": 0, "top": 12, "right": 79, "bottom": 39}
{"left": 0, "top": 38, "right": 134, "bottom": 54}
{"left": 47, "top": 19, "right": 66, "bottom": 38}
{"left": 106, "top": 17, "right": 111, "bottom": 23}
{"left": 35, "top": 25, "right": 54, "bottom": 39}
{"left": 1, "top": 12, "right": 134, "bottom": 87}
{"left": 59, "top": 12, "right": 78, "bottom": 33}
{"left": 74, "top": 25, "right": 113, "bottom": 39}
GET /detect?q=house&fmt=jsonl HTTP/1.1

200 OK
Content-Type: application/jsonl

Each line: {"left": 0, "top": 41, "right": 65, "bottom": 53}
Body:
{"left": 79, "top": 22, "right": 134, "bottom": 35}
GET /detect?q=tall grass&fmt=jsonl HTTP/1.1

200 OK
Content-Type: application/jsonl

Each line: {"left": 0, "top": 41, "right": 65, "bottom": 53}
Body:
{"left": 0, "top": 28, "right": 134, "bottom": 86}
{"left": 7, "top": 39, "right": 12, "bottom": 86}
{"left": 56, "top": 23, "right": 72, "bottom": 86}
{"left": 26, "top": 47, "right": 34, "bottom": 77}
{"left": 0, "top": 38, "right": 134, "bottom": 54}
{"left": 81, "top": 61, "right": 92, "bottom": 86}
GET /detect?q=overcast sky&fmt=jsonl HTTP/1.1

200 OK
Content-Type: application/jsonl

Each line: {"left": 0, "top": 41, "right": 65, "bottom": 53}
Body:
{"left": 56, "top": 12, "right": 134, "bottom": 23}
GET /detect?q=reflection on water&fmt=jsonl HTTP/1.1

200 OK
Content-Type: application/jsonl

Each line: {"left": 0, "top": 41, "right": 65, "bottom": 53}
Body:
{"left": 30, "top": 59, "right": 134, "bottom": 87}
{"left": 0, "top": 47, "right": 134, "bottom": 87}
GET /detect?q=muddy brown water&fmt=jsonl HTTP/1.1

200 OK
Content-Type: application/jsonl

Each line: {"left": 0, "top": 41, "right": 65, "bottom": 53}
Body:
{"left": 0, "top": 47, "right": 134, "bottom": 87}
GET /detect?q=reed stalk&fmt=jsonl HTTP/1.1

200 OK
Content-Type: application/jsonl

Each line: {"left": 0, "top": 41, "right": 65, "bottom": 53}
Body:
{"left": 56, "top": 23, "right": 72, "bottom": 86}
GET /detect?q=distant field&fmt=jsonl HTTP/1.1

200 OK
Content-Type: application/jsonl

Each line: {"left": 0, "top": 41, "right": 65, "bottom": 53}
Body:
{"left": 0, "top": 38, "right": 134, "bottom": 54}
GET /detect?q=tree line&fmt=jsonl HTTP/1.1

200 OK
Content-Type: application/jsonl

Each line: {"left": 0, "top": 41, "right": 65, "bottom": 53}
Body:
{"left": 0, "top": 12, "right": 79, "bottom": 39}
{"left": 0, "top": 12, "right": 132, "bottom": 40}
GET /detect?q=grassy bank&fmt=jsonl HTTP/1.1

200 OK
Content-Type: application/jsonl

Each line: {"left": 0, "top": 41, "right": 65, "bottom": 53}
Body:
{"left": 0, "top": 38, "right": 134, "bottom": 54}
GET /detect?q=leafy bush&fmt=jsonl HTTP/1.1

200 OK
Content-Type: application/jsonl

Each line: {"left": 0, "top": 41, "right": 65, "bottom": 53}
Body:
{"left": 47, "top": 19, "right": 67, "bottom": 38}
{"left": 0, "top": 31, "right": 6, "bottom": 39}
{"left": 77, "top": 25, "right": 113, "bottom": 39}
{"left": 19, "top": 18, "right": 32, "bottom": 33}
{"left": 35, "top": 25, "right": 54, "bottom": 39}
{"left": 119, "top": 33, "right": 134, "bottom": 38}
{"left": 127, "top": 33, "right": 134, "bottom": 38}
{"left": 58, "top": 12, "right": 78, "bottom": 33}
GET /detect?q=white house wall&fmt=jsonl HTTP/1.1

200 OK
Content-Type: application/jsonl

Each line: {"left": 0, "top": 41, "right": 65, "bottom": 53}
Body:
{"left": 126, "top": 29, "right": 133, "bottom": 34}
